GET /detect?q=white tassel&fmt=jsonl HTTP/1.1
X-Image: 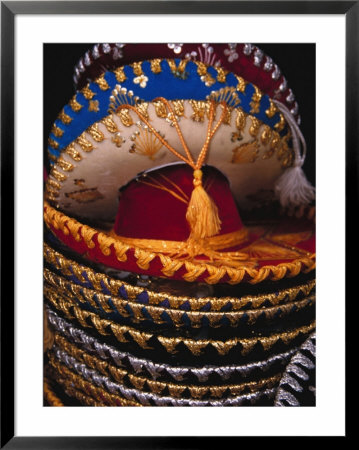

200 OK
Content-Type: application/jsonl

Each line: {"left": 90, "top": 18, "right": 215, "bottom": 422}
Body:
{"left": 273, "top": 100, "right": 315, "bottom": 208}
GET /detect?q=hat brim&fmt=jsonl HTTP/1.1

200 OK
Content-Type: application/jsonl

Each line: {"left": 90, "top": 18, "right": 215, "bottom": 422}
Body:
{"left": 44, "top": 201, "right": 315, "bottom": 285}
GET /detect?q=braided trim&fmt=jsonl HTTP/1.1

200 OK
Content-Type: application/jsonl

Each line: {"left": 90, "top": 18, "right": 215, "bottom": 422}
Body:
{"left": 45, "top": 289, "right": 316, "bottom": 356}
{"left": 48, "top": 351, "right": 277, "bottom": 406}
{"left": 43, "top": 378, "right": 64, "bottom": 406}
{"left": 52, "top": 336, "right": 282, "bottom": 400}
{"left": 44, "top": 243, "right": 315, "bottom": 311}
{"left": 43, "top": 204, "right": 315, "bottom": 285}
{"left": 48, "top": 357, "right": 141, "bottom": 406}
{"left": 275, "top": 332, "right": 316, "bottom": 406}
{"left": 57, "top": 383, "right": 103, "bottom": 406}
{"left": 45, "top": 269, "right": 315, "bottom": 328}
{"left": 47, "top": 307, "right": 298, "bottom": 383}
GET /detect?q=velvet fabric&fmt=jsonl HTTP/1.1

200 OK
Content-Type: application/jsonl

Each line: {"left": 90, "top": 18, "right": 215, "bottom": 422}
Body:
{"left": 113, "top": 164, "right": 244, "bottom": 241}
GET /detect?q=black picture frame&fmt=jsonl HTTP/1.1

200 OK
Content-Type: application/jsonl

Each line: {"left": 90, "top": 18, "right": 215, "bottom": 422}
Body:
{"left": 1, "top": 1, "right": 354, "bottom": 447}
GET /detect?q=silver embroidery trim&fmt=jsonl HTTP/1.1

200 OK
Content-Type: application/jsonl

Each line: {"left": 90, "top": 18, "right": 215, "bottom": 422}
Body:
{"left": 274, "top": 333, "right": 316, "bottom": 406}
{"left": 52, "top": 346, "right": 276, "bottom": 406}
{"left": 46, "top": 306, "right": 297, "bottom": 383}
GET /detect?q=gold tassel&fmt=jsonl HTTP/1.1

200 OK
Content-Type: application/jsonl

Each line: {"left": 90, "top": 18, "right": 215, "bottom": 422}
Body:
{"left": 186, "top": 169, "right": 221, "bottom": 240}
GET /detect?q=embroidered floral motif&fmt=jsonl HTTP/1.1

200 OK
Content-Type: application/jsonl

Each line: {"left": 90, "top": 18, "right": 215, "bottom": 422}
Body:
{"left": 65, "top": 188, "right": 104, "bottom": 203}
{"left": 224, "top": 44, "right": 239, "bottom": 62}
{"left": 111, "top": 132, "right": 125, "bottom": 148}
{"left": 231, "top": 140, "right": 259, "bottom": 164}
{"left": 167, "top": 43, "right": 183, "bottom": 54}
{"left": 133, "top": 75, "right": 148, "bottom": 88}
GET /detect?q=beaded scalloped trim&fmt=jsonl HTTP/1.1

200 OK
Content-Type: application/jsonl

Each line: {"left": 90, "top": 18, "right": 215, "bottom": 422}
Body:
{"left": 47, "top": 307, "right": 299, "bottom": 383}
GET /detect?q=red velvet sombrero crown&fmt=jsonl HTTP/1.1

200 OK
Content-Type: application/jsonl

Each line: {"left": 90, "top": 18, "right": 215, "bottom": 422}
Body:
{"left": 44, "top": 44, "right": 315, "bottom": 285}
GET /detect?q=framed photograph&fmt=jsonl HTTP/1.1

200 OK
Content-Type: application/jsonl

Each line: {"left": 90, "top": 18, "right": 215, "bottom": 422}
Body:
{"left": 1, "top": 1, "right": 352, "bottom": 447}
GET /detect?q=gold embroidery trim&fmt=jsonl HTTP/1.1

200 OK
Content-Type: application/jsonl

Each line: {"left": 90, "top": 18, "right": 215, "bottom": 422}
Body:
{"left": 56, "top": 157, "right": 74, "bottom": 172}
{"left": 189, "top": 100, "right": 210, "bottom": 122}
{"left": 216, "top": 67, "right": 228, "bottom": 83}
{"left": 64, "top": 142, "right": 82, "bottom": 161}
{"left": 43, "top": 378, "right": 63, "bottom": 406}
{"left": 150, "top": 59, "right": 162, "bottom": 74}
{"left": 153, "top": 99, "right": 167, "bottom": 118}
{"left": 47, "top": 356, "right": 141, "bottom": 406}
{"left": 76, "top": 133, "right": 94, "bottom": 152}
{"left": 81, "top": 86, "right": 95, "bottom": 100}
{"left": 95, "top": 75, "right": 110, "bottom": 91}
{"left": 101, "top": 116, "right": 119, "bottom": 133}
{"left": 53, "top": 333, "right": 282, "bottom": 399}
{"left": 88, "top": 100, "right": 100, "bottom": 112}
{"left": 266, "top": 100, "right": 278, "bottom": 118}
{"left": 132, "top": 62, "right": 143, "bottom": 76}
{"left": 51, "top": 125, "right": 64, "bottom": 138}
{"left": 46, "top": 178, "right": 61, "bottom": 190}
{"left": 58, "top": 109, "right": 72, "bottom": 125}
{"left": 249, "top": 117, "right": 261, "bottom": 137}
{"left": 114, "top": 67, "right": 127, "bottom": 83}
{"left": 50, "top": 169, "right": 67, "bottom": 182}
{"left": 69, "top": 96, "right": 83, "bottom": 112}
{"left": 43, "top": 243, "right": 315, "bottom": 311}
{"left": 171, "top": 100, "right": 185, "bottom": 117}
{"left": 87, "top": 123, "right": 105, "bottom": 142}
{"left": 44, "top": 202, "right": 315, "bottom": 285}
{"left": 45, "top": 270, "right": 315, "bottom": 328}
{"left": 45, "top": 287, "right": 316, "bottom": 356}
{"left": 235, "top": 75, "right": 247, "bottom": 93}
{"left": 274, "top": 113, "right": 286, "bottom": 132}
{"left": 117, "top": 108, "right": 133, "bottom": 127}
{"left": 48, "top": 138, "right": 59, "bottom": 149}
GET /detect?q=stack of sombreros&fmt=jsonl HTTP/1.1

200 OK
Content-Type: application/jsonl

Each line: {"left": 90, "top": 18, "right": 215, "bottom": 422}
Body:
{"left": 43, "top": 43, "right": 315, "bottom": 407}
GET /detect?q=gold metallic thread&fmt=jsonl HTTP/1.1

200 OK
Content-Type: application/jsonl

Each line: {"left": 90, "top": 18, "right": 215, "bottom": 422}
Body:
{"left": 76, "top": 133, "right": 94, "bottom": 152}
{"left": 64, "top": 142, "right": 82, "bottom": 161}
{"left": 101, "top": 116, "right": 119, "bottom": 133}
{"left": 58, "top": 109, "right": 72, "bottom": 125}
{"left": 150, "top": 59, "right": 162, "bottom": 74}
{"left": 51, "top": 125, "right": 64, "bottom": 138}
{"left": 56, "top": 157, "right": 74, "bottom": 172}
{"left": 81, "top": 86, "right": 95, "bottom": 100}
{"left": 48, "top": 138, "right": 59, "bottom": 149}
{"left": 45, "top": 286, "right": 315, "bottom": 356}
{"left": 114, "top": 67, "right": 127, "bottom": 83}
{"left": 50, "top": 169, "right": 67, "bottom": 182}
{"left": 47, "top": 356, "right": 141, "bottom": 406}
{"left": 95, "top": 75, "right": 110, "bottom": 91}
{"left": 69, "top": 96, "right": 83, "bottom": 112}
{"left": 45, "top": 270, "right": 315, "bottom": 328}
{"left": 132, "top": 62, "right": 143, "bottom": 76}
{"left": 53, "top": 333, "right": 282, "bottom": 400}
{"left": 266, "top": 100, "right": 277, "bottom": 118}
{"left": 87, "top": 123, "right": 105, "bottom": 142}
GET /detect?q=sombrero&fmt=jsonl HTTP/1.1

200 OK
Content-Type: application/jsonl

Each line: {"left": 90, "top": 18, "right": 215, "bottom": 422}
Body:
{"left": 44, "top": 43, "right": 315, "bottom": 407}
{"left": 44, "top": 70, "right": 315, "bottom": 284}
{"left": 72, "top": 43, "right": 300, "bottom": 122}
